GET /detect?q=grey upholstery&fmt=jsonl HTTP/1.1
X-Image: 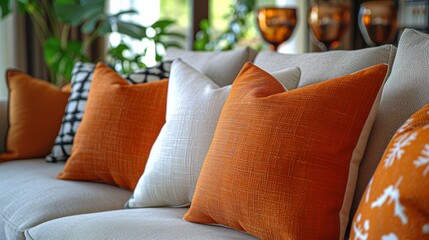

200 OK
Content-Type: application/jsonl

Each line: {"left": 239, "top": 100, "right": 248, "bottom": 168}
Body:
{"left": 26, "top": 208, "right": 257, "bottom": 240}
{"left": 0, "top": 159, "right": 131, "bottom": 240}
{"left": 254, "top": 45, "right": 396, "bottom": 88}
{"left": 165, "top": 47, "right": 258, "bottom": 87}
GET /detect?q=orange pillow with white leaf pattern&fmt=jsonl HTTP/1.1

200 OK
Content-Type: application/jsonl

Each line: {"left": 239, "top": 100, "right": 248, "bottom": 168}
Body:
{"left": 351, "top": 102, "right": 429, "bottom": 239}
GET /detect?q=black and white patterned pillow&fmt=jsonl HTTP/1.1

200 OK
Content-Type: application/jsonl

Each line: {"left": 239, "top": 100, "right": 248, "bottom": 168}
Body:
{"left": 46, "top": 61, "right": 171, "bottom": 162}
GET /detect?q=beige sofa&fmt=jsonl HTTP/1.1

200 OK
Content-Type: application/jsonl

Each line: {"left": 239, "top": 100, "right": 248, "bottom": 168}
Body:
{"left": 0, "top": 28, "right": 428, "bottom": 240}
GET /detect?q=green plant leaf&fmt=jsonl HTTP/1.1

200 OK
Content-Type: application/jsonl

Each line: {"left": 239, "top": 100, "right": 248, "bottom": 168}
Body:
{"left": 18, "top": 0, "right": 44, "bottom": 15}
{"left": 113, "top": 9, "right": 137, "bottom": 17}
{"left": 199, "top": 19, "right": 210, "bottom": 30}
{"left": 44, "top": 37, "right": 87, "bottom": 83}
{"left": 151, "top": 19, "right": 175, "bottom": 30}
{"left": 59, "top": 55, "right": 75, "bottom": 81}
{"left": 43, "top": 38, "right": 62, "bottom": 66}
{"left": 53, "top": 0, "right": 105, "bottom": 26}
{"left": 81, "top": 9, "right": 108, "bottom": 33}
{"left": 0, "top": 0, "right": 13, "bottom": 18}
{"left": 115, "top": 20, "right": 146, "bottom": 39}
{"left": 98, "top": 19, "right": 113, "bottom": 34}
{"left": 81, "top": 16, "right": 99, "bottom": 33}
{"left": 194, "top": 0, "right": 255, "bottom": 50}
{"left": 108, "top": 43, "right": 130, "bottom": 61}
{"left": 166, "top": 41, "right": 183, "bottom": 49}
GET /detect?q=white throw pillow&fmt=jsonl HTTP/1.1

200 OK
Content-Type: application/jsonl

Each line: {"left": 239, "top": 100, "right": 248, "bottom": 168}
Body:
{"left": 126, "top": 59, "right": 301, "bottom": 208}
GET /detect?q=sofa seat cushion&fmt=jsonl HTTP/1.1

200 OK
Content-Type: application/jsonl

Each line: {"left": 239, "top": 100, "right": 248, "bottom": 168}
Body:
{"left": 26, "top": 208, "right": 257, "bottom": 240}
{"left": 0, "top": 159, "right": 131, "bottom": 240}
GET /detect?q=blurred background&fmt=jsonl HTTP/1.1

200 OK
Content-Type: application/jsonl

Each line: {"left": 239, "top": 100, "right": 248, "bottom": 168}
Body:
{"left": 0, "top": 0, "right": 427, "bottom": 96}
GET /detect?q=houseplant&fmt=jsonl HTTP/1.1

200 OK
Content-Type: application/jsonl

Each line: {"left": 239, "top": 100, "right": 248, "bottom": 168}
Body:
{"left": 0, "top": 0, "right": 184, "bottom": 85}
{"left": 194, "top": 0, "right": 258, "bottom": 51}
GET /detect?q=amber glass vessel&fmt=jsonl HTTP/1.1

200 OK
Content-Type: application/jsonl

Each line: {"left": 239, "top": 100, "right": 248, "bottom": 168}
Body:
{"left": 308, "top": 1, "right": 350, "bottom": 50}
{"left": 359, "top": 1, "right": 397, "bottom": 46}
{"left": 257, "top": 7, "right": 297, "bottom": 51}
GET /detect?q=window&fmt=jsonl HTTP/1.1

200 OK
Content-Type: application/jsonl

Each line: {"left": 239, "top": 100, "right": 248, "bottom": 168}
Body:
{"left": 108, "top": 0, "right": 189, "bottom": 68}
{"left": 209, "top": 0, "right": 265, "bottom": 49}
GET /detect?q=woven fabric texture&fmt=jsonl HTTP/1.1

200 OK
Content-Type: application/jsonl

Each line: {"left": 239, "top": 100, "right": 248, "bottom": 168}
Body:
{"left": 184, "top": 63, "right": 388, "bottom": 240}
{"left": 46, "top": 61, "right": 171, "bottom": 162}
{"left": 57, "top": 63, "right": 168, "bottom": 190}
{"left": 351, "top": 102, "right": 429, "bottom": 239}
{"left": 0, "top": 70, "right": 69, "bottom": 162}
{"left": 26, "top": 208, "right": 257, "bottom": 240}
{"left": 0, "top": 159, "right": 131, "bottom": 240}
{"left": 253, "top": 45, "right": 397, "bottom": 226}
{"left": 127, "top": 59, "right": 301, "bottom": 208}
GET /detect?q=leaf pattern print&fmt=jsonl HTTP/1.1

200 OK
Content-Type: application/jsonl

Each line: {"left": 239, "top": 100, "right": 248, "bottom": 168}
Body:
{"left": 423, "top": 224, "right": 429, "bottom": 234}
{"left": 384, "top": 132, "right": 418, "bottom": 168}
{"left": 381, "top": 233, "right": 398, "bottom": 240}
{"left": 365, "top": 178, "right": 373, "bottom": 203}
{"left": 351, "top": 104, "right": 429, "bottom": 239}
{"left": 352, "top": 213, "right": 369, "bottom": 240}
{"left": 371, "top": 176, "right": 408, "bottom": 224}
{"left": 414, "top": 144, "right": 429, "bottom": 176}
{"left": 397, "top": 118, "right": 413, "bottom": 133}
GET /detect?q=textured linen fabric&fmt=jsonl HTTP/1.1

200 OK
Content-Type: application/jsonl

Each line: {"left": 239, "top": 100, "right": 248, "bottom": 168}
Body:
{"left": 165, "top": 47, "right": 257, "bottom": 87}
{"left": 127, "top": 59, "right": 301, "bottom": 208}
{"left": 46, "top": 61, "right": 171, "bottom": 162}
{"left": 254, "top": 44, "right": 396, "bottom": 88}
{"left": 0, "top": 70, "right": 69, "bottom": 162}
{"left": 0, "top": 97, "right": 7, "bottom": 153}
{"left": 57, "top": 63, "right": 168, "bottom": 190}
{"left": 184, "top": 63, "right": 388, "bottom": 240}
{"left": 26, "top": 208, "right": 257, "bottom": 240}
{"left": 351, "top": 102, "right": 429, "bottom": 239}
{"left": 0, "top": 159, "right": 131, "bottom": 240}
{"left": 253, "top": 45, "right": 397, "bottom": 230}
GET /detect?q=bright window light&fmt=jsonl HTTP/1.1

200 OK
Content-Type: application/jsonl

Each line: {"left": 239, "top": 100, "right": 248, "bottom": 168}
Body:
{"left": 108, "top": 0, "right": 161, "bottom": 67}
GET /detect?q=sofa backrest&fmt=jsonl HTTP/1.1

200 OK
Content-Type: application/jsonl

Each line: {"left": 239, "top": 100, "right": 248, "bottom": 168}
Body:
{"left": 165, "top": 47, "right": 258, "bottom": 87}
{"left": 254, "top": 45, "right": 396, "bottom": 88}
{"left": 351, "top": 28, "right": 429, "bottom": 227}
{"left": 254, "top": 45, "right": 397, "bottom": 234}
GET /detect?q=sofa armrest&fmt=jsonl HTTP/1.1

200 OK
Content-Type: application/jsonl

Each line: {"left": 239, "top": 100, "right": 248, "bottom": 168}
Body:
{"left": 0, "top": 97, "right": 7, "bottom": 152}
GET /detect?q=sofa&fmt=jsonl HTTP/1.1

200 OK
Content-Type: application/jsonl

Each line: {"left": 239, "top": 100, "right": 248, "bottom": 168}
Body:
{"left": 0, "top": 28, "right": 428, "bottom": 239}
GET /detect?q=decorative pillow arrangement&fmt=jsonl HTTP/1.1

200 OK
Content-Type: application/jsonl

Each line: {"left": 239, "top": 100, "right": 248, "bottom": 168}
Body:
{"left": 126, "top": 59, "right": 301, "bottom": 208}
{"left": 0, "top": 70, "right": 70, "bottom": 162}
{"left": 57, "top": 63, "right": 168, "bottom": 190}
{"left": 184, "top": 63, "right": 388, "bottom": 239}
{"left": 46, "top": 61, "right": 171, "bottom": 162}
{"left": 350, "top": 102, "right": 429, "bottom": 239}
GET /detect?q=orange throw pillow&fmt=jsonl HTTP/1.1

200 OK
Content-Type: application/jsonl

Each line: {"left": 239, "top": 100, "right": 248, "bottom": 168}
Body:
{"left": 57, "top": 63, "right": 167, "bottom": 190}
{"left": 350, "top": 102, "right": 429, "bottom": 239}
{"left": 184, "top": 63, "right": 388, "bottom": 239}
{"left": 0, "top": 70, "right": 69, "bottom": 162}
